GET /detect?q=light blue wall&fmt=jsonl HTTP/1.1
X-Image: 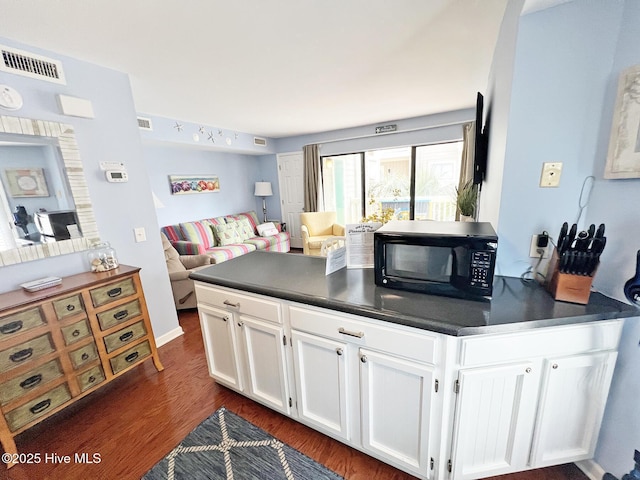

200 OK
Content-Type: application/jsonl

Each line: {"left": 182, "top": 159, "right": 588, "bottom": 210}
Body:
{"left": 143, "top": 144, "right": 264, "bottom": 227}
{"left": 0, "top": 37, "right": 179, "bottom": 340}
{"left": 502, "top": 2, "right": 639, "bottom": 476}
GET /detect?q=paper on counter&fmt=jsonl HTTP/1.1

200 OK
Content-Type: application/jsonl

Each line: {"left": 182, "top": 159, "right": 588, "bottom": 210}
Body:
{"left": 346, "top": 222, "right": 382, "bottom": 268}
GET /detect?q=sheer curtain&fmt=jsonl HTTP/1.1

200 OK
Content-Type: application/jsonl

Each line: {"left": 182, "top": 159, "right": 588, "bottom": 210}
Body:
{"left": 303, "top": 144, "right": 320, "bottom": 212}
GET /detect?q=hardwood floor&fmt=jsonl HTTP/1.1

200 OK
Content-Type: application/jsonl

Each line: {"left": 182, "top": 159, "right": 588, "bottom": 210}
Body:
{"left": 1, "top": 310, "right": 588, "bottom": 480}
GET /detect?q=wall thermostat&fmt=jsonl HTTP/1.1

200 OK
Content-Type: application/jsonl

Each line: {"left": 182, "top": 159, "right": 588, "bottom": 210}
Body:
{"left": 105, "top": 170, "right": 128, "bottom": 183}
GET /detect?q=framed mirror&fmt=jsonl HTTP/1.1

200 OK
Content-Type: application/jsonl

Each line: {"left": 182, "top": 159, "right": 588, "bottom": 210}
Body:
{"left": 0, "top": 115, "right": 99, "bottom": 266}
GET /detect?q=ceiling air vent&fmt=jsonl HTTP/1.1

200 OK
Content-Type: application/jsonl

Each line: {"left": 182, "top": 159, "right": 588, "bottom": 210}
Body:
{"left": 137, "top": 116, "right": 153, "bottom": 131}
{"left": 0, "top": 45, "right": 66, "bottom": 84}
{"left": 254, "top": 137, "right": 267, "bottom": 147}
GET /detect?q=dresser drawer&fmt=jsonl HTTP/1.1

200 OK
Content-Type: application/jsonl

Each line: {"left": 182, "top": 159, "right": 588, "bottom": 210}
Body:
{"left": 194, "top": 284, "right": 281, "bottom": 324}
{"left": 60, "top": 319, "right": 92, "bottom": 345}
{"left": 96, "top": 299, "right": 142, "bottom": 331}
{"left": 0, "top": 307, "right": 45, "bottom": 340}
{"left": 0, "top": 360, "right": 63, "bottom": 406}
{"left": 68, "top": 342, "right": 99, "bottom": 370}
{"left": 52, "top": 294, "right": 84, "bottom": 320}
{"left": 104, "top": 321, "right": 147, "bottom": 353}
{"left": 0, "top": 334, "right": 55, "bottom": 374}
{"left": 90, "top": 277, "right": 136, "bottom": 307}
{"left": 4, "top": 383, "right": 71, "bottom": 432}
{"left": 109, "top": 340, "right": 151, "bottom": 374}
{"left": 77, "top": 365, "right": 105, "bottom": 392}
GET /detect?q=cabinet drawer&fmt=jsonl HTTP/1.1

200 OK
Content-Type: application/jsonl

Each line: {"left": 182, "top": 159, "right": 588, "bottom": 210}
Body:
{"left": 195, "top": 284, "right": 281, "bottom": 324}
{"left": 289, "top": 305, "right": 438, "bottom": 365}
{"left": 77, "top": 365, "right": 105, "bottom": 392}
{"left": 109, "top": 340, "right": 151, "bottom": 374}
{"left": 0, "top": 307, "right": 45, "bottom": 340}
{"left": 97, "top": 299, "right": 142, "bottom": 331}
{"left": 103, "top": 321, "right": 147, "bottom": 353}
{"left": 68, "top": 342, "right": 99, "bottom": 370}
{"left": 90, "top": 277, "right": 136, "bottom": 307}
{"left": 459, "top": 320, "right": 624, "bottom": 367}
{"left": 0, "top": 360, "right": 63, "bottom": 406}
{"left": 4, "top": 383, "right": 71, "bottom": 432}
{"left": 60, "top": 319, "right": 92, "bottom": 345}
{"left": 52, "top": 294, "right": 84, "bottom": 320}
{"left": 0, "top": 334, "right": 55, "bottom": 374}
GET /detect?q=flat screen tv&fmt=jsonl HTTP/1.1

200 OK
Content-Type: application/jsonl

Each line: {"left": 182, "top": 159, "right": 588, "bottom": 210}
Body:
{"left": 473, "top": 92, "right": 489, "bottom": 185}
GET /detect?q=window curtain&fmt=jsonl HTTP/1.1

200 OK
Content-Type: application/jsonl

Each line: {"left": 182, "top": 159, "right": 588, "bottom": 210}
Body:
{"left": 456, "top": 122, "right": 476, "bottom": 220}
{"left": 303, "top": 144, "right": 320, "bottom": 212}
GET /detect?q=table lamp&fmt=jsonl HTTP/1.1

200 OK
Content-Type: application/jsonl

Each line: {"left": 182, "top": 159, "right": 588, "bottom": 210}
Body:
{"left": 254, "top": 181, "right": 273, "bottom": 222}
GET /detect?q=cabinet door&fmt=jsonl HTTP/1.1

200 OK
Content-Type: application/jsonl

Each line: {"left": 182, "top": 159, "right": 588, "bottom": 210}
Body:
{"left": 237, "top": 315, "right": 290, "bottom": 415}
{"left": 291, "top": 330, "right": 350, "bottom": 441}
{"left": 530, "top": 351, "right": 617, "bottom": 467}
{"left": 198, "top": 304, "right": 243, "bottom": 391}
{"left": 359, "top": 348, "right": 435, "bottom": 478}
{"left": 451, "top": 361, "right": 540, "bottom": 480}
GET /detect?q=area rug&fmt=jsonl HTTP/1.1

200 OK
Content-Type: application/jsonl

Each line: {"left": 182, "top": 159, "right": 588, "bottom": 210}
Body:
{"left": 142, "top": 407, "right": 343, "bottom": 480}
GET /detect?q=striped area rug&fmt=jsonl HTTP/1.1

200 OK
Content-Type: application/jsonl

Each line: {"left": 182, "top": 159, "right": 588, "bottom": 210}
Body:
{"left": 142, "top": 407, "right": 343, "bottom": 480}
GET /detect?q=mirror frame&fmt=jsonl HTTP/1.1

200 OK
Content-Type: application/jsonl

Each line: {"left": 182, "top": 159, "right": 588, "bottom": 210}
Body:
{"left": 0, "top": 115, "right": 99, "bottom": 266}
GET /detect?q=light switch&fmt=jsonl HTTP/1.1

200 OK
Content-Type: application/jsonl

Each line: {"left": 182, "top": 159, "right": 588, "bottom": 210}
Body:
{"left": 134, "top": 227, "right": 146, "bottom": 243}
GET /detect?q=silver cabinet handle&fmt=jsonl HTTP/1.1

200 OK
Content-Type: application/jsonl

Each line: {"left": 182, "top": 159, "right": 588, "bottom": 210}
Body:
{"left": 336, "top": 348, "right": 343, "bottom": 356}
{"left": 360, "top": 355, "right": 367, "bottom": 363}
{"left": 525, "top": 367, "right": 532, "bottom": 373}
{"left": 223, "top": 300, "right": 240, "bottom": 308}
{"left": 222, "top": 315, "right": 229, "bottom": 322}
{"left": 552, "top": 363, "right": 558, "bottom": 369}
{"left": 237, "top": 321, "right": 243, "bottom": 328}
{"left": 338, "top": 327, "right": 364, "bottom": 338}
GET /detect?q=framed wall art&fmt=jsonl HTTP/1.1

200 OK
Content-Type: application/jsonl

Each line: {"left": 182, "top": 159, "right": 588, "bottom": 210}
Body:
{"left": 4, "top": 167, "right": 49, "bottom": 197}
{"left": 604, "top": 64, "right": 640, "bottom": 179}
{"left": 169, "top": 175, "right": 220, "bottom": 195}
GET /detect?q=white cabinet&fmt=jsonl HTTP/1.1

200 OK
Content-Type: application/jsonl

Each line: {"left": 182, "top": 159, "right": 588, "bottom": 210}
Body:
{"left": 291, "top": 330, "right": 350, "bottom": 441}
{"left": 450, "top": 321, "right": 623, "bottom": 480}
{"left": 530, "top": 351, "right": 617, "bottom": 467}
{"left": 289, "top": 305, "right": 439, "bottom": 478}
{"left": 450, "top": 361, "right": 541, "bottom": 480}
{"left": 195, "top": 284, "right": 291, "bottom": 415}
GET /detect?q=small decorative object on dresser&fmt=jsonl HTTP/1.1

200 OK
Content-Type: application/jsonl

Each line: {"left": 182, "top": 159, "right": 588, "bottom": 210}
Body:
{"left": 87, "top": 241, "right": 119, "bottom": 272}
{"left": 0, "top": 265, "right": 163, "bottom": 469}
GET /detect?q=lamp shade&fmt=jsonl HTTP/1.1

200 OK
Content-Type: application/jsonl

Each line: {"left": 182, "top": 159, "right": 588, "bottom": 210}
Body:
{"left": 254, "top": 181, "right": 273, "bottom": 197}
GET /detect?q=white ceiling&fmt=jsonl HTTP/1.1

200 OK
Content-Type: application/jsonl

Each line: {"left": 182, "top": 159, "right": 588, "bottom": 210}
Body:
{"left": 0, "top": 1, "right": 519, "bottom": 138}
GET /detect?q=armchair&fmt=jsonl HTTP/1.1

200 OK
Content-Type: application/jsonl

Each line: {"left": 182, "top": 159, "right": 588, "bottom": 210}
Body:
{"left": 300, "top": 212, "right": 346, "bottom": 256}
{"left": 162, "top": 233, "right": 212, "bottom": 310}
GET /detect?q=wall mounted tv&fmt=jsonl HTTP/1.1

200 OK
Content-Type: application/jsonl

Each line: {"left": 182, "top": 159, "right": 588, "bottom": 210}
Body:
{"left": 473, "top": 92, "right": 489, "bottom": 185}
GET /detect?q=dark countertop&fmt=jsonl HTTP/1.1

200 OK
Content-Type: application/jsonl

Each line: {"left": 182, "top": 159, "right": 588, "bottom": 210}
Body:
{"left": 190, "top": 251, "right": 638, "bottom": 336}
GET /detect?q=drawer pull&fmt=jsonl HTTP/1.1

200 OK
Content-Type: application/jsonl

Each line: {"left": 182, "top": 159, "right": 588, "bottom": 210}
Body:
{"left": 223, "top": 300, "right": 240, "bottom": 308}
{"left": 29, "top": 399, "right": 51, "bottom": 415}
{"left": 114, "top": 310, "right": 129, "bottom": 321}
{"left": 119, "top": 331, "right": 134, "bottom": 342}
{"left": 338, "top": 327, "right": 364, "bottom": 338}
{"left": 10, "top": 348, "right": 33, "bottom": 363}
{"left": 20, "top": 374, "right": 43, "bottom": 390}
{"left": 66, "top": 304, "right": 75, "bottom": 311}
{"left": 125, "top": 352, "right": 139, "bottom": 363}
{"left": 1, "top": 320, "right": 23, "bottom": 335}
{"left": 81, "top": 353, "right": 90, "bottom": 361}
{"left": 72, "top": 329, "right": 81, "bottom": 337}
{"left": 107, "top": 287, "right": 123, "bottom": 298}
{"left": 87, "top": 375, "right": 96, "bottom": 384}
{"left": 360, "top": 354, "right": 368, "bottom": 363}
{"left": 336, "top": 348, "right": 343, "bottom": 356}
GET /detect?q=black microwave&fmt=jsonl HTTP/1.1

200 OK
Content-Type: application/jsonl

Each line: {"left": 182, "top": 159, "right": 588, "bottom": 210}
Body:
{"left": 374, "top": 220, "right": 498, "bottom": 299}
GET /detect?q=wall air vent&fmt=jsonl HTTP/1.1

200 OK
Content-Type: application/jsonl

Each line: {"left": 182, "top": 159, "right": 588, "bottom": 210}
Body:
{"left": 254, "top": 137, "right": 267, "bottom": 147}
{"left": 0, "top": 45, "right": 66, "bottom": 84}
{"left": 137, "top": 116, "right": 153, "bottom": 131}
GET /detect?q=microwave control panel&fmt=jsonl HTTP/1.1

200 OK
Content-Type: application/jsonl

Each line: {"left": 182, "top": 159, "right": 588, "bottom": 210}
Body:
{"left": 469, "top": 251, "right": 494, "bottom": 288}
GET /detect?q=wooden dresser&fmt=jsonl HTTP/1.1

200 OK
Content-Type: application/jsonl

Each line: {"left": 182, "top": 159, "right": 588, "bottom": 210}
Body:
{"left": 0, "top": 265, "right": 163, "bottom": 468}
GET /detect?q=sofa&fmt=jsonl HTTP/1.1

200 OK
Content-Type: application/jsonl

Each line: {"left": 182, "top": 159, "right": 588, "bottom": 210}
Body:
{"left": 161, "top": 210, "right": 290, "bottom": 264}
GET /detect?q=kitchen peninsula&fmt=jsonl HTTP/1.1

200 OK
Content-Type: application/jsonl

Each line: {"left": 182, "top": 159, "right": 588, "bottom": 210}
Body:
{"left": 191, "top": 251, "right": 637, "bottom": 480}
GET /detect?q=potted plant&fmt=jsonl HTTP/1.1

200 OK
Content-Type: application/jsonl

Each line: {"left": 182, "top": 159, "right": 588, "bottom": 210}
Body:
{"left": 456, "top": 180, "right": 477, "bottom": 221}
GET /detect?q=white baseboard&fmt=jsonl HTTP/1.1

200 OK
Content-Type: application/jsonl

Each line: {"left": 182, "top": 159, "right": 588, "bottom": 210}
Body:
{"left": 576, "top": 459, "right": 606, "bottom": 480}
{"left": 155, "top": 326, "right": 184, "bottom": 347}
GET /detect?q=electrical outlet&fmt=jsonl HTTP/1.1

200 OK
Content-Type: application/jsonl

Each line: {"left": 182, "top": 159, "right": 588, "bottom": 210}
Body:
{"left": 540, "top": 162, "right": 562, "bottom": 187}
{"left": 530, "top": 234, "right": 550, "bottom": 258}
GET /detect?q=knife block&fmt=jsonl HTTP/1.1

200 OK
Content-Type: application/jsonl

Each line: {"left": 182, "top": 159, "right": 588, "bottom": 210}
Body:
{"left": 545, "top": 248, "right": 596, "bottom": 304}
